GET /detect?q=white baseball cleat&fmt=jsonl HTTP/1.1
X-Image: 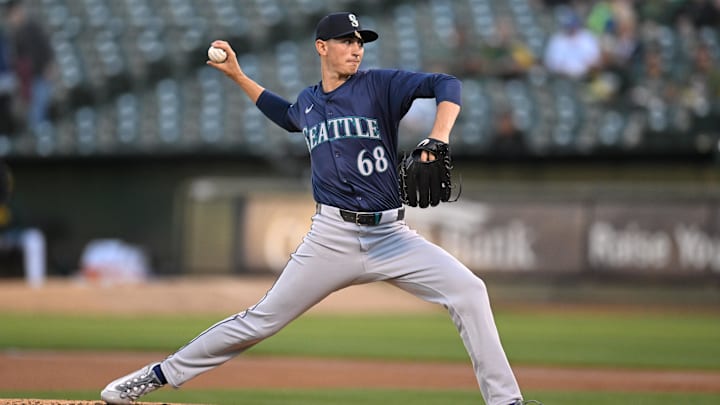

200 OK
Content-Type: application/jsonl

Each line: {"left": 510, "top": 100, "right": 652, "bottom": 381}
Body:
{"left": 101, "top": 362, "right": 165, "bottom": 404}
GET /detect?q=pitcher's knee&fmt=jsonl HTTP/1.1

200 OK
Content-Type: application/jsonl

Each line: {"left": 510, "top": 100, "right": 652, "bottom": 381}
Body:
{"left": 236, "top": 311, "right": 286, "bottom": 339}
{"left": 451, "top": 276, "right": 489, "bottom": 311}
{"left": 456, "top": 272, "right": 487, "bottom": 294}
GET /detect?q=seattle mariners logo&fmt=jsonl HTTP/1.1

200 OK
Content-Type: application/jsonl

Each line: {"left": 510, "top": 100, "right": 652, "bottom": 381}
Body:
{"left": 348, "top": 14, "right": 359, "bottom": 27}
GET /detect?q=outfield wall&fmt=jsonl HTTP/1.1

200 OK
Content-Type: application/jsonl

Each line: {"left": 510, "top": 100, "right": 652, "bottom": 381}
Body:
{"left": 4, "top": 159, "right": 720, "bottom": 279}
{"left": 182, "top": 178, "right": 720, "bottom": 277}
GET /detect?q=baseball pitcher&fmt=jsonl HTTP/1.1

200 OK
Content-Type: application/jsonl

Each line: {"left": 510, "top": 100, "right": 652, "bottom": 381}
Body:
{"left": 101, "top": 12, "right": 535, "bottom": 405}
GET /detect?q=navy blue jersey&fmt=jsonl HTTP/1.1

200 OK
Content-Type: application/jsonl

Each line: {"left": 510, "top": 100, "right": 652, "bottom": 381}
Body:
{"left": 256, "top": 69, "right": 461, "bottom": 212}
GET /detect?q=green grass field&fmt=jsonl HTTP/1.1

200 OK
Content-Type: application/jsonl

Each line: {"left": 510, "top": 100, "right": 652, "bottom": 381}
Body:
{"left": 2, "top": 311, "right": 719, "bottom": 369}
{"left": 2, "top": 309, "right": 720, "bottom": 404}
{"left": 2, "top": 389, "right": 720, "bottom": 405}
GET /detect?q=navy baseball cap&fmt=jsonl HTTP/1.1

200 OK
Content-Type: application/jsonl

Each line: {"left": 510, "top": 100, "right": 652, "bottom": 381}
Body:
{"left": 315, "top": 12, "right": 378, "bottom": 43}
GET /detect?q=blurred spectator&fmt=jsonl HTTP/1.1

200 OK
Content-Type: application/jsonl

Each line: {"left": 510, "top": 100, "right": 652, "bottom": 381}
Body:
{"left": 0, "top": 160, "right": 10, "bottom": 226}
{"left": 544, "top": 9, "right": 602, "bottom": 79}
{"left": 630, "top": 44, "right": 677, "bottom": 107}
{"left": 0, "top": 159, "right": 19, "bottom": 280}
{"left": 4, "top": 0, "right": 54, "bottom": 133}
{"left": 674, "top": 12, "right": 699, "bottom": 59}
{"left": 675, "top": 0, "right": 720, "bottom": 28}
{"left": 0, "top": 160, "right": 15, "bottom": 275}
{"left": 693, "top": 42, "right": 720, "bottom": 99}
{"left": 586, "top": 1, "right": 640, "bottom": 102}
{"left": 487, "top": 108, "right": 528, "bottom": 159}
{"left": 451, "top": 22, "right": 485, "bottom": 77}
{"left": 629, "top": 42, "right": 693, "bottom": 143}
{"left": 478, "top": 17, "right": 536, "bottom": 80}
{"left": 0, "top": 160, "right": 46, "bottom": 287}
{"left": 587, "top": 1, "right": 615, "bottom": 35}
{"left": 635, "top": 0, "right": 686, "bottom": 25}
{"left": 607, "top": 14, "right": 640, "bottom": 65}
{"left": 0, "top": 26, "right": 15, "bottom": 135}
{"left": 589, "top": 0, "right": 639, "bottom": 65}
{"left": 681, "top": 42, "right": 720, "bottom": 140}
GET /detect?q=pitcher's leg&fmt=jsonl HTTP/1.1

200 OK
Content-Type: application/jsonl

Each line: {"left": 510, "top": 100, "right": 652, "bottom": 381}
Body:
{"left": 162, "top": 236, "right": 359, "bottom": 387}
{"left": 377, "top": 232, "right": 521, "bottom": 405}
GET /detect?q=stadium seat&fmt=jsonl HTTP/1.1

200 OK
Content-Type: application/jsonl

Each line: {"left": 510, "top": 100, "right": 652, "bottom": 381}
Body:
{"left": 74, "top": 106, "right": 97, "bottom": 155}
{"left": 153, "top": 79, "right": 182, "bottom": 145}
{"left": 115, "top": 93, "right": 140, "bottom": 145}
{"left": 457, "top": 79, "right": 492, "bottom": 151}
{"left": 467, "top": 0, "right": 497, "bottom": 41}
{"left": 197, "top": 67, "right": 225, "bottom": 144}
{"left": 3, "top": 0, "right": 711, "bottom": 160}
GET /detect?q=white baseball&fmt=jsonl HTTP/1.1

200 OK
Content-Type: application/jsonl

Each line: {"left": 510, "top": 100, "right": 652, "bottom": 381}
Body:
{"left": 208, "top": 46, "right": 227, "bottom": 63}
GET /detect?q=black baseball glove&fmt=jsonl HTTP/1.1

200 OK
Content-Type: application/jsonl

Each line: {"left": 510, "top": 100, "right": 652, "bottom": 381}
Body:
{"left": 399, "top": 138, "right": 459, "bottom": 208}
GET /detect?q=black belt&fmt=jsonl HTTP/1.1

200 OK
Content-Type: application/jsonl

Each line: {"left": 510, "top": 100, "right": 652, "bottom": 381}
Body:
{"left": 339, "top": 208, "right": 405, "bottom": 225}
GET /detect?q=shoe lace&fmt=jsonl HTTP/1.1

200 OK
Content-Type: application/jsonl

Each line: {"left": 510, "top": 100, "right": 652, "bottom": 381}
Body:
{"left": 115, "top": 367, "right": 162, "bottom": 401}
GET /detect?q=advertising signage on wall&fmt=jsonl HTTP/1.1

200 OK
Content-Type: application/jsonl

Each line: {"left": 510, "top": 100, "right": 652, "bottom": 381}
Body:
{"left": 588, "top": 203, "right": 720, "bottom": 274}
{"left": 182, "top": 183, "right": 720, "bottom": 277}
{"left": 403, "top": 201, "right": 585, "bottom": 273}
{"left": 237, "top": 196, "right": 586, "bottom": 274}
